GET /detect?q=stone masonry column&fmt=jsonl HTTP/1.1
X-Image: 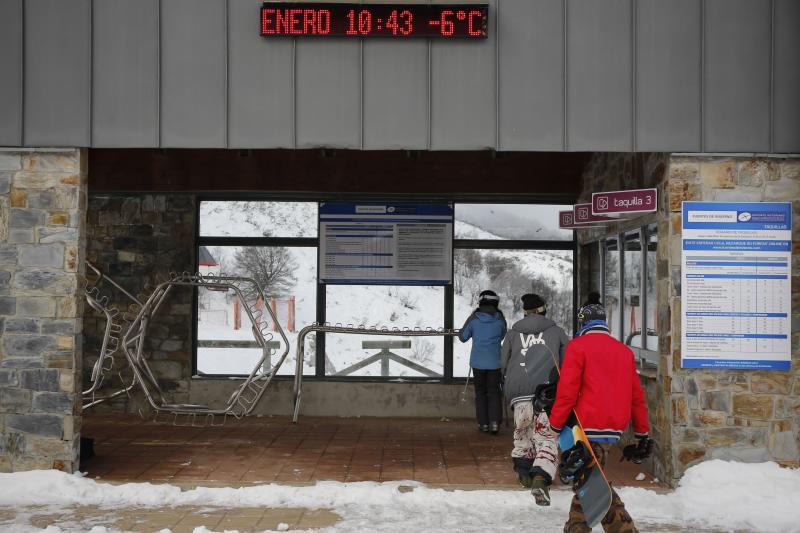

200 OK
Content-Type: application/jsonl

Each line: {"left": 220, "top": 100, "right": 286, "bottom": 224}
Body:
{"left": 0, "top": 149, "right": 87, "bottom": 472}
{"left": 663, "top": 155, "right": 800, "bottom": 484}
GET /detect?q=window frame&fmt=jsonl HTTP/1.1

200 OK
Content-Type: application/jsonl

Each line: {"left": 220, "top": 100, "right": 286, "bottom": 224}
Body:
{"left": 193, "top": 194, "right": 577, "bottom": 383}
{"left": 595, "top": 225, "right": 658, "bottom": 369}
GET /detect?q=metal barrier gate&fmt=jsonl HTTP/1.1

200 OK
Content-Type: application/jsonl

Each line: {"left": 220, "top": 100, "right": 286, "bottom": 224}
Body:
{"left": 291, "top": 324, "right": 460, "bottom": 423}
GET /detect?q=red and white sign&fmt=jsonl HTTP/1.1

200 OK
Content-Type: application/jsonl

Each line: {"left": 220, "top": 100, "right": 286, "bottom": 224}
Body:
{"left": 592, "top": 188, "right": 657, "bottom": 216}
{"left": 573, "top": 203, "right": 616, "bottom": 224}
{"left": 559, "top": 210, "right": 606, "bottom": 229}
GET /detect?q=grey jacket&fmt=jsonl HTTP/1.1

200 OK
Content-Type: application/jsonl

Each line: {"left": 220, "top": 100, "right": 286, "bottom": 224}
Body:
{"left": 500, "top": 314, "right": 569, "bottom": 406}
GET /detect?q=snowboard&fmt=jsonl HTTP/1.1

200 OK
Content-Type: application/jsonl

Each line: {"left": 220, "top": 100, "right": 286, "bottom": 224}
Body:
{"left": 556, "top": 419, "right": 613, "bottom": 527}
{"left": 542, "top": 345, "right": 612, "bottom": 528}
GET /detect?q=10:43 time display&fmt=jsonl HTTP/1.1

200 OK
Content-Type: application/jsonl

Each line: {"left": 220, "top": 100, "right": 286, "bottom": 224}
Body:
{"left": 346, "top": 8, "right": 412, "bottom": 36}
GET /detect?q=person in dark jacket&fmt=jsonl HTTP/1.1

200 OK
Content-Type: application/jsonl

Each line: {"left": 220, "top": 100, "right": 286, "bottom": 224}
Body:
{"left": 501, "top": 293, "right": 569, "bottom": 505}
{"left": 549, "top": 292, "right": 653, "bottom": 533}
{"left": 459, "top": 290, "right": 507, "bottom": 434}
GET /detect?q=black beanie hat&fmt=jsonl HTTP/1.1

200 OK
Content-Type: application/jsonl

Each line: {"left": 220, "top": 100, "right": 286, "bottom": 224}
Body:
{"left": 521, "top": 293, "right": 546, "bottom": 314}
{"left": 577, "top": 291, "right": 606, "bottom": 326}
{"left": 478, "top": 290, "right": 500, "bottom": 308}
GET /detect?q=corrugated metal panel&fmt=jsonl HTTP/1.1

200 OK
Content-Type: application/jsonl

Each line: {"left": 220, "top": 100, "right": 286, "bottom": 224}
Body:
{"left": 228, "top": 0, "right": 294, "bottom": 148}
{"left": 430, "top": 0, "right": 497, "bottom": 150}
{"left": 0, "top": 0, "right": 22, "bottom": 146}
{"left": 92, "top": 0, "right": 159, "bottom": 148}
{"left": 2, "top": 0, "right": 795, "bottom": 152}
{"left": 567, "top": 0, "right": 632, "bottom": 151}
{"left": 362, "top": 39, "right": 428, "bottom": 150}
{"left": 773, "top": 0, "right": 800, "bottom": 153}
{"left": 160, "top": 0, "right": 227, "bottom": 148}
{"left": 636, "top": 0, "right": 701, "bottom": 152}
{"left": 704, "top": 0, "right": 771, "bottom": 152}
{"left": 295, "top": 40, "right": 361, "bottom": 148}
{"left": 498, "top": 0, "right": 564, "bottom": 151}
{"left": 23, "top": 0, "right": 91, "bottom": 147}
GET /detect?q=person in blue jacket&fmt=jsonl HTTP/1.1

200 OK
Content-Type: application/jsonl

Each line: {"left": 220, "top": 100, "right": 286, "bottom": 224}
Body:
{"left": 459, "top": 290, "right": 508, "bottom": 434}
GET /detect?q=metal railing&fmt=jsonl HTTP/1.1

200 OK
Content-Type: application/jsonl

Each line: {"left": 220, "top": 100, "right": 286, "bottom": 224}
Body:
{"left": 291, "top": 323, "right": 460, "bottom": 423}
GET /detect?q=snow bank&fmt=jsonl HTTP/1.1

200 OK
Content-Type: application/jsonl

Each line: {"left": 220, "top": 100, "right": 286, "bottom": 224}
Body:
{"left": 1, "top": 460, "right": 798, "bottom": 532}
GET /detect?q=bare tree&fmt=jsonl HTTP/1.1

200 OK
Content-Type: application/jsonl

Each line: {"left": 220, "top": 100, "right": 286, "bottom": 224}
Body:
{"left": 233, "top": 246, "right": 298, "bottom": 300}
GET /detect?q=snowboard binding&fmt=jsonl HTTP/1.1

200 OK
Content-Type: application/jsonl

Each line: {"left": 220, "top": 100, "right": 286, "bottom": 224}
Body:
{"left": 532, "top": 381, "right": 558, "bottom": 415}
{"left": 558, "top": 440, "right": 593, "bottom": 486}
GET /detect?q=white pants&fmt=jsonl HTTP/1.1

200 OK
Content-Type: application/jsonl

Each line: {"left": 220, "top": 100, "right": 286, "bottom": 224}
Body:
{"left": 511, "top": 402, "right": 558, "bottom": 481}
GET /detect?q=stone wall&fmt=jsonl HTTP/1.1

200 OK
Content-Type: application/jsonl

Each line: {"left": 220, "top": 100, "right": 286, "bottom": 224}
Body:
{"left": 577, "top": 152, "right": 800, "bottom": 486}
{"left": 0, "top": 149, "right": 87, "bottom": 473}
{"left": 83, "top": 194, "right": 195, "bottom": 411}
{"left": 574, "top": 152, "right": 672, "bottom": 482}
{"left": 663, "top": 156, "right": 800, "bottom": 478}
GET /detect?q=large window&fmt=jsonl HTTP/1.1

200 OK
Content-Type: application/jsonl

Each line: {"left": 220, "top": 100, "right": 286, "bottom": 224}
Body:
{"left": 595, "top": 224, "right": 658, "bottom": 367}
{"left": 195, "top": 200, "right": 574, "bottom": 380}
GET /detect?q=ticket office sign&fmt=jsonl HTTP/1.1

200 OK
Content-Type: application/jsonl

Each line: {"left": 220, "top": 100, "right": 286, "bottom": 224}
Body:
{"left": 681, "top": 201, "right": 792, "bottom": 370}
{"left": 319, "top": 202, "right": 453, "bottom": 285}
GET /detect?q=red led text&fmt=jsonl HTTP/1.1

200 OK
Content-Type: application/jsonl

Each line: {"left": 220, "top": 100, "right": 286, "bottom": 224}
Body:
{"left": 262, "top": 8, "right": 332, "bottom": 35}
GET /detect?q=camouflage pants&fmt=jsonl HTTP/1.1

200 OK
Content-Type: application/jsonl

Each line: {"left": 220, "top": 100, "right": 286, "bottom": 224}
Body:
{"left": 511, "top": 402, "right": 558, "bottom": 481}
{"left": 563, "top": 443, "right": 638, "bottom": 533}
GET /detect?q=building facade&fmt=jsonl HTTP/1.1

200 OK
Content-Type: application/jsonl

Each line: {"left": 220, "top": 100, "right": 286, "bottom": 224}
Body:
{"left": 0, "top": 0, "right": 798, "bottom": 486}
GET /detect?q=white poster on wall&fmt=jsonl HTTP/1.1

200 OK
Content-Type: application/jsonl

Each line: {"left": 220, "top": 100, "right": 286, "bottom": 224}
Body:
{"left": 681, "top": 201, "right": 792, "bottom": 370}
{"left": 319, "top": 202, "right": 453, "bottom": 285}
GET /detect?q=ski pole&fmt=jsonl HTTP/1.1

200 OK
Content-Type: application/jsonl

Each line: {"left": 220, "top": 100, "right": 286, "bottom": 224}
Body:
{"left": 460, "top": 367, "right": 471, "bottom": 403}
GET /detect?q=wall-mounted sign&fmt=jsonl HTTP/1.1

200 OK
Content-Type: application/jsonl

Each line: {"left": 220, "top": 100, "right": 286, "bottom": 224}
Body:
{"left": 558, "top": 210, "right": 605, "bottom": 229}
{"left": 592, "top": 188, "right": 657, "bottom": 216}
{"left": 573, "top": 203, "right": 616, "bottom": 224}
{"left": 681, "top": 201, "right": 792, "bottom": 370}
{"left": 319, "top": 202, "right": 453, "bottom": 285}
{"left": 261, "top": 3, "right": 488, "bottom": 38}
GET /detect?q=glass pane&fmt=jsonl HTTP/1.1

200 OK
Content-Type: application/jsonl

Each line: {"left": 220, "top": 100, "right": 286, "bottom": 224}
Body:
{"left": 623, "top": 231, "right": 642, "bottom": 346}
{"left": 196, "top": 246, "right": 317, "bottom": 376}
{"left": 325, "top": 285, "right": 445, "bottom": 378}
{"left": 583, "top": 241, "right": 602, "bottom": 300}
{"left": 645, "top": 224, "right": 658, "bottom": 352}
{"left": 455, "top": 204, "right": 573, "bottom": 240}
{"left": 604, "top": 238, "right": 621, "bottom": 340}
{"left": 199, "top": 201, "right": 318, "bottom": 237}
{"left": 454, "top": 249, "right": 574, "bottom": 377}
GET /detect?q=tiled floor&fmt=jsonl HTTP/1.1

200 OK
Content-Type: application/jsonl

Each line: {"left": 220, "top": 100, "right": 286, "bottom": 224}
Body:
{"left": 81, "top": 414, "right": 661, "bottom": 489}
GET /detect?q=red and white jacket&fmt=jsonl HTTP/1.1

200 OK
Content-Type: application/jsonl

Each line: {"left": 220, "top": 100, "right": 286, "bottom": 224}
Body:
{"left": 549, "top": 331, "right": 649, "bottom": 441}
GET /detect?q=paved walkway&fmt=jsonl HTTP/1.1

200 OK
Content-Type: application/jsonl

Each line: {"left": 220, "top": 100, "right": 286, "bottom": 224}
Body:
{"left": 81, "top": 414, "right": 661, "bottom": 488}
{"left": 0, "top": 505, "right": 341, "bottom": 532}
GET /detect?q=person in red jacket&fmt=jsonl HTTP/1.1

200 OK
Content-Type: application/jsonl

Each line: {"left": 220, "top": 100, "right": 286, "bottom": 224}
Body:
{"left": 549, "top": 292, "right": 653, "bottom": 533}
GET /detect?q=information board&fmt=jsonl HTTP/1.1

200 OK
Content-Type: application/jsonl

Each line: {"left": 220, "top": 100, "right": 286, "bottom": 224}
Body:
{"left": 319, "top": 202, "right": 453, "bottom": 285}
{"left": 681, "top": 202, "right": 792, "bottom": 370}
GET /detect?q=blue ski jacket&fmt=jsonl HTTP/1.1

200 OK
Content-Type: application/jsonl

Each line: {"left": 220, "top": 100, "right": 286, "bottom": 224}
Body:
{"left": 459, "top": 308, "right": 507, "bottom": 370}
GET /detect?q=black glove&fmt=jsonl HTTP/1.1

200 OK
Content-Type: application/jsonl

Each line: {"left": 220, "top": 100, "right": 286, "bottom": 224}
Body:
{"left": 621, "top": 437, "right": 654, "bottom": 464}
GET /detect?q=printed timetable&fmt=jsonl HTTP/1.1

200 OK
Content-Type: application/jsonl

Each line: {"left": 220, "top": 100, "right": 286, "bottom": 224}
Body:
{"left": 681, "top": 202, "right": 792, "bottom": 370}
{"left": 319, "top": 203, "right": 453, "bottom": 285}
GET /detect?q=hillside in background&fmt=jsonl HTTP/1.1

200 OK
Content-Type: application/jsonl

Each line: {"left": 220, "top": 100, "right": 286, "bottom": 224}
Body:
{"left": 197, "top": 202, "right": 573, "bottom": 377}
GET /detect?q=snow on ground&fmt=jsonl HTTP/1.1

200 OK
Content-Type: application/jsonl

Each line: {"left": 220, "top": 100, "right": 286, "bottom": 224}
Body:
{"left": 1, "top": 461, "right": 799, "bottom": 532}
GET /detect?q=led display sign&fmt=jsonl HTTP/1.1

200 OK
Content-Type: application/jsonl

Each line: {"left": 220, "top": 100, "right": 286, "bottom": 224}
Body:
{"left": 261, "top": 3, "right": 488, "bottom": 38}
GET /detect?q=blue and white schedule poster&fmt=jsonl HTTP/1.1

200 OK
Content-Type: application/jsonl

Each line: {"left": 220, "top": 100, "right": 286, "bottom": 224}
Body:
{"left": 319, "top": 203, "right": 453, "bottom": 285}
{"left": 681, "top": 202, "right": 792, "bottom": 370}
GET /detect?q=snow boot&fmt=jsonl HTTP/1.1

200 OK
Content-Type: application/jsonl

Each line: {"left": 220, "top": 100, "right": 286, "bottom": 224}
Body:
{"left": 479, "top": 424, "right": 490, "bottom": 433}
{"left": 530, "top": 467, "right": 552, "bottom": 506}
{"left": 490, "top": 421, "right": 500, "bottom": 435}
{"left": 512, "top": 457, "right": 534, "bottom": 488}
